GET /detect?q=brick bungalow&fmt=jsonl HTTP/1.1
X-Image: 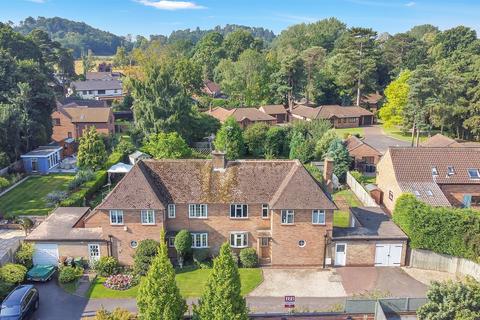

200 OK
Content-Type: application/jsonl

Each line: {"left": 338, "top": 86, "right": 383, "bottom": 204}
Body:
{"left": 421, "top": 133, "right": 480, "bottom": 148}
{"left": 376, "top": 147, "right": 480, "bottom": 212}
{"left": 206, "top": 107, "right": 276, "bottom": 128}
{"left": 202, "top": 80, "right": 222, "bottom": 98}
{"left": 345, "top": 135, "right": 382, "bottom": 173}
{"left": 290, "top": 105, "right": 375, "bottom": 128}
{"left": 258, "top": 105, "right": 288, "bottom": 123}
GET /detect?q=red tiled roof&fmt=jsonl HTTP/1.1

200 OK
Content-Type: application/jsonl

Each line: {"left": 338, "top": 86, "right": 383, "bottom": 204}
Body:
{"left": 259, "top": 105, "right": 287, "bottom": 115}
{"left": 206, "top": 107, "right": 275, "bottom": 123}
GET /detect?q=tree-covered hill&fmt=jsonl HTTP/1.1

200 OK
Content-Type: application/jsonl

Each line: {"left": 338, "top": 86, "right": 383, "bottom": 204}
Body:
{"left": 14, "top": 16, "right": 128, "bottom": 58}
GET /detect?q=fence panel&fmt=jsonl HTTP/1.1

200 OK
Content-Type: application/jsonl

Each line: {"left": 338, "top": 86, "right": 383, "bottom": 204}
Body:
{"left": 346, "top": 172, "right": 379, "bottom": 207}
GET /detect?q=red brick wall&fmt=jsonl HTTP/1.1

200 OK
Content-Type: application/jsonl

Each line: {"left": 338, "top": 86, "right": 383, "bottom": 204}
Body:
{"left": 333, "top": 117, "right": 359, "bottom": 128}
{"left": 52, "top": 110, "right": 76, "bottom": 142}
{"left": 349, "top": 144, "right": 381, "bottom": 165}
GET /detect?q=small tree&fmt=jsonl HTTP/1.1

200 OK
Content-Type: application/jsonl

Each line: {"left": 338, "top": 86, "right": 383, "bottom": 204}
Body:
{"left": 133, "top": 239, "right": 160, "bottom": 276}
{"left": 326, "top": 139, "right": 351, "bottom": 179}
{"left": 174, "top": 230, "right": 192, "bottom": 268}
{"left": 264, "top": 126, "right": 287, "bottom": 158}
{"left": 77, "top": 127, "right": 108, "bottom": 170}
{"left": 243, "top": 123, "right": 269, "bottom": 157}
{"left": 137, "top": 231, "right": 187, "bottom": 320}
{"left": 214, "top": 117, "right": 244, "bottom": 160}
{"left": 315, "top": 129, "right": 337, "bottom": 160}
{"left": 194, "top": 242, "right": 248, "bottom": 320}
{"left": 142, "top": 132, "right": 192, "bottom": 159}
{"left": 16, "top": 217, "right": 33, "bottom": 236}
{"left": 289, "top": 130, "right": 314, "bottom": 163}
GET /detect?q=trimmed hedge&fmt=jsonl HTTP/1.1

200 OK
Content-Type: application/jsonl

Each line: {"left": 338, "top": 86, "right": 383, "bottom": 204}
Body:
{"left": 60, "top": 170, "right": 107, "bottom": 207}
{"left": 393, "top": 194, "right": 480, "bottom": 262}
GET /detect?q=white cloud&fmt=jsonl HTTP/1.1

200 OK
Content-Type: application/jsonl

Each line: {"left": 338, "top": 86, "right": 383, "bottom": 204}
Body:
{"left": 136, "top": 0, "right": 205, "bottom": 10}
{"left": 405, "top": 1, "right": 416, "bottom": 7}
{"left": 26, "top": 0, "right": 46, "bottom": 3}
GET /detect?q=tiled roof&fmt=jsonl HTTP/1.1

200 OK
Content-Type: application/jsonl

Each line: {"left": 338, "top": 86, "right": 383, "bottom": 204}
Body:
{"left": 86, "top": 72, "right": 122, "bottom": 81}
{"left": 26, "top": 207, "right": 105, "bottom": 241}
{"left": 203, "top": 80, "right": 221, "bottom": 94}
{"left": 421, "top": 134, "right": 459, "bottom": 147}
{"left": 388, "top": 147, "right": 480, "bottom": 185}
{"left": 61, "top": 107, "right": 112, "bottom": 123}
{"left": 72, "top": 79, "right": 122, "bottom": 91}
{"left": 97, "top": 159, "right": 336, "bottom": 210}
{"left": 398, "top": 181, "right": 451, "bottom": 207}
{"left": 345, "top": 135, "right": 381, "bottom": 155}
{"left": 291, "top": 105, "right": 321, "bottom": 119}
{"left": 206, "top": 107, "right": 275, "bottom": 123}
{"left": 362, "top": 92, "right": 383, "bottom": 104}
{"left": 291, "top": 105, "right": 373, "bottom": 120}
{"left": 259, "top": 105, "right": 287, "bottom": 115}
{"left": 58, "top": 98, "right": 107, "bottom": 108}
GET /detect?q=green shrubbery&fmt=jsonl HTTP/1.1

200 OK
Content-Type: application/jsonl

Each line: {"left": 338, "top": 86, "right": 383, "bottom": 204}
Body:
{"left": 393, "top": 194, "right": 480, "bottom": 262}
{"left": 94, "top": 256, "right": 119, "bottom": 277}
{"left": 60, "top": 170, "right": 107, "bottom": 207}
{"left": 15, "top": 242, "right": 34, "bottom": 269}
{"left": 0, "top": 263, "right": 27, "bottom": 284}
{"left": 0, "top": 177, "right": 10, "bottom": 190}
{"left": 239, "top": 248, "right": 258, "bottom": 268}
{"left": 133, "top": 239, "right": 160, "bottom": 276}
{"left": 58, "top": 266, "right": 83, "bottom": 283}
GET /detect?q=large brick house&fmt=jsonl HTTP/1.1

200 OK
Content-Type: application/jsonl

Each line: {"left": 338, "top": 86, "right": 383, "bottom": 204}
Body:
{"left": 258, "top": 105, "right": 288, "bottom": 123}
{"left": 27, "top": 152, "right": 337, "bottom": 267}
{"left": 345, "top": 135, "right": 382, "bottom": 173}
{"left": 290, "top": 105, "right": 375, "bottom": 128}
{"left": 376, "top": 147, "right": 480, "bottom": 212}
{"left": 206, "top": 107, "right": 276, "bottom": 128}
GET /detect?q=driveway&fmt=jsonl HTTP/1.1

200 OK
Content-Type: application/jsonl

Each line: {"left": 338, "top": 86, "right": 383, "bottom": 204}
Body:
{"left": 363, "top": 126, "right": 410, "bottom": 154}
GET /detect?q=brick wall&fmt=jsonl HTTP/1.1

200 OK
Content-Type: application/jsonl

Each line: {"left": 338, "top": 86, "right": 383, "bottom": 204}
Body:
{"left": 333, "top": 117, "right": 359, "bottom": 128}
{"left": 330, "top": 240, "right": 407, "bottom": 266}
{"left": 58, "top": 242, "right": 108, "bottom": 260}
{"left": 376, "top": 151, "right": 403, "bottom": 213}
{"left": 52, "top": 110, "right": 76, "bottom": 142}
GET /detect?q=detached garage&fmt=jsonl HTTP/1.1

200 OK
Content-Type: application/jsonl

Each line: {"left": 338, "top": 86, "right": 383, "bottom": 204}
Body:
{"left": 331, "top": 207, "right": 408, "bottom": 267}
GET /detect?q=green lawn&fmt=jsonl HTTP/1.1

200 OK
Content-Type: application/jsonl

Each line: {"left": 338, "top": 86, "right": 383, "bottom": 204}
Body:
{"left": 332, "top": 189, "right": 362, "bottom": 228}
{"left": 381, "top": 124, "right": 428, "bottom": 143}
{"left": 0, "top": 174, "right": 74, "bottom": 216}
{"left": 334, "top": 127, "right": 365, "bottom": 138}
{"left": 87, "top": 268, "right": 263, "bottom": 299}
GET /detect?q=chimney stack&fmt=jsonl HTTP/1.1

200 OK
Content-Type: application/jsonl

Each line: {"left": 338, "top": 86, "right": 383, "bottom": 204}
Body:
{"left": 323, "top": 157, "right": 334, "bottom": 193}
{"left": 212, "top": 151, "right": 227, "bottom": 171}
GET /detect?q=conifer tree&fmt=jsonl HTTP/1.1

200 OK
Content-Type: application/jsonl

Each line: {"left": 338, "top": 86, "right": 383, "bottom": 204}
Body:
{"left": 77, "top": 126, "right": 107, "bottom": 170}
{"left": 194, "top": 242, "right": 248, "bottom": 320}
{"left": 137, "top": 231, "right": 186, "bottom": 320}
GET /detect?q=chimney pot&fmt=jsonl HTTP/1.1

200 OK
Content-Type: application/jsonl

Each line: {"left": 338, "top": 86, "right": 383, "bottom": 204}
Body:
{"left": 212, "top": 151, "right": 227, "bottom": 171}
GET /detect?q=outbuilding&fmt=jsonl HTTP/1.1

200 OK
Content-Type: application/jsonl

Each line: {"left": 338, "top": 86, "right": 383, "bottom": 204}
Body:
{"left": 330, "top": 207, "right": 408, "bottom": 267}
{"left": 21, "top": 146, "right": 63, "bottom": 174}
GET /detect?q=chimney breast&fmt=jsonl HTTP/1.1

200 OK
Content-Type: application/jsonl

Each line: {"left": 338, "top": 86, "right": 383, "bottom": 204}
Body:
{"left": 323, "top": 157, "right": 334, "bottom": 193}
{"left": 212, "top": 151, "right": 227, "bottom": 171}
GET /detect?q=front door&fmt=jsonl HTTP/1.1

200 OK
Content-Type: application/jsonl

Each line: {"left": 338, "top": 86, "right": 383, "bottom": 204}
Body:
{"left": 88, "top": 244, "right": 101, "bottom": 263}
{"left": 31, "top": 158, "right": 38, "bottom": 172}
{"left": 335, "top": 243, "right": 347, "bottom": 266}
{"left": 260, "top": 237, "right": 271, "bottom": 259}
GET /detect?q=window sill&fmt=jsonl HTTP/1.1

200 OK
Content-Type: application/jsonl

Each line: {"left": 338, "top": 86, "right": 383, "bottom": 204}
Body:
{"left": 230, "top": 245, "right": 248, "bottom": 249}
{"left": 191, "top": 246, "right": 210, "bottom": 249}
{"left": 141, "top": 223, "right": 156, "bottom": 226}
{"left": 189, "top": 217, "right": 208, "bottom": 219}
{"left": 168, "top": 216, "right": 176, "bottom": 219}
{"left": 229, "top": 217, "right": 249, "bottom": 220}
{"left": 281, "top": 223, "right": 295, "bottom": 226}
{"left": 110, "top": 223, "right": 124, "bottom": 226}
{"left": 312, "top": 223, "right": 326, "bottom": 226}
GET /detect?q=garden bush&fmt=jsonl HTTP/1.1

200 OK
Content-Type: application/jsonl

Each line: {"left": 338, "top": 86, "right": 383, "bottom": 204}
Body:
{"left": 15, "top": 242, "right": 34, "bottom": 269}
{"left": 103, "top": 274, "right": 135, "bottom": 291}
{"left": 0, "top": 263, "right": 27, "bottom": 284}
{"left": 393, "top": 194, "right": 480, "bottom": 262}
{"left": 94, "top": 307, "right": 136, "bottom": 320}
{"left": 68, "top": 169, "right": 95, "bottom": 191}
{"left": 105, "top": 151, "right": 124, "bottom": 169}
{"left": 94, "top": 256, "right": 119, "bottom": 277}
{"left": 193, "top": 249, "right": 211, "bottom": 268}
{"left": 60, "top": 170, "right": 107, "bottom": 207}
{"left": 45, "top": 190, "right": 69, "bottom": 207}
{"left": 0, "top": 177, "right": 10, "bottom": 190}
{"left": 239, "top": 248, "right": 258, "bottom": 268}
{"left": 58, "top": 266, "right": 83, "bottom": 283}
{"left": 174, "top": 230, "right": 192, "bottom": 267}
{"left": 133, "top": 239, "right": 159, "bottom": 276}
{"left": 0, "top": 282, "right": 13, "bottom": 300}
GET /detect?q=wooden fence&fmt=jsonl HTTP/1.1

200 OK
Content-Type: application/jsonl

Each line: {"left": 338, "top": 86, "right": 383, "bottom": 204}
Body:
{"left": 346, "top": 172, "right": 379, "bottom": 207}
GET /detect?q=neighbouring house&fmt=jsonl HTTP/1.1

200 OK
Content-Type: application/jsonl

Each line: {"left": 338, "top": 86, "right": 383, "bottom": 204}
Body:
{"left": 421, "top": 133, "right": 480, "bottom": 148}
{"left": 202, "top": 80, "right": 222, "bottom": 98}
{"left": 69, "top": 79, "right": 123, "bottom": 101}
{"left": 361, "top": 92, "right": 383, "bottom": 112}
{"left": 27, "top": 152, "right": 337, "bottom": 267}
{"left": 51, "top": 104, "right": 115, "bottom": 145}
{"left": 86, "top": 71, "right": 122, "bottom": 81}
{"left": 258, "top": 105, "right": 288, "bottom": 124}
{"left": 206, "top": 107, "right": 276, "bottom": 128}
{"left": 345, "top": 135, "right": 382, "bottom": 173}
{"left": 58, "top": 98, "right": 107, "bottom": 108}
{"left": 376, "top": 147, "right": 480, "bottom": 212}
{"left": 128, "top": 151, "right": 151, "bottom": 165}
{"left": 290, "top": 105, "right": 375, "bottom": 128}
{"left": 331, "top": 207, "right": 408, "bottom": 267}
{"left": 21, "top": 146, "right": 63, "bottom": 174}
{"left": 25, "top": 207, "right": 107, "bottom": 265}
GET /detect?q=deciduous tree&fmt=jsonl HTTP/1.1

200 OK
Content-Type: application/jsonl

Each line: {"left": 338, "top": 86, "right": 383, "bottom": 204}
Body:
{"left": 213, "top": 117, "right": 244, "bottom": 160}
{"left": 142, "top": 132, "right": 192, "bottom": 159}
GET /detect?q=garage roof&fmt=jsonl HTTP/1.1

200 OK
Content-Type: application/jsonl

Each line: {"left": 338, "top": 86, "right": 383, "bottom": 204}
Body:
{"left": 332, "top": 207, "right": 407, "bottom": 240}
{"left": 26, "top": 207, "right": 105, "bottom": 241}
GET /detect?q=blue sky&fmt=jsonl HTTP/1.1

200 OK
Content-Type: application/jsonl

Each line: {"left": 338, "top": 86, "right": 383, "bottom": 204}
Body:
{"left": 1, "top": 0, "right": 480, "bottom": 37}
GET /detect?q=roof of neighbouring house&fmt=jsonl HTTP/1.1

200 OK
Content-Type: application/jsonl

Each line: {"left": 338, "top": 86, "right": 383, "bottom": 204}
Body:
{"left": 21, "top": 146, "right": 63, "bottom": 158}
{"left": 96, "top": 159, "right": 337, "bottom": 210}
{"left": 259, "top": 104, "right": 288, "bottom": 115}
{"left": 86, "top": 72, "right": 122, "bottom": 81}
{"left": 345, "top": 135, "right": 382, "bottom": 155}
{"left": 25, "top": 207, "right": 105, "bottom": 241}
{"left": 129, "top": 151, "right": 151, "bottom": 159}
{"left": 362, "top": 92, "right": 383, "bottom": 104}
{"left": 206, "top": 107, "right": 276, "bottom": 123}
{"left": 291, "top": 105, "right": 373, "bottom": 120}
{"left": 60, "top": 106, "right": 112, "bottom": 123}
{"left": 202, "top": 80, "right": 221, "bottom": 94}
{"left": 421, "top": 133, "right": 480, "bottom": 148}
{"left": 71, "top": 79, "right": 122, "bottom": 91}
{"left": 58, "top": 98, "right": 107, "bottom": 108}
{"left": 332, "top": 207, "right": 408, "bottom": 240}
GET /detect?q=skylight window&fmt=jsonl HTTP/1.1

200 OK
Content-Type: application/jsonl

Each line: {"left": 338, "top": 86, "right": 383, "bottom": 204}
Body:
{"left": 426, "top": 190, "right": 433, "bottom": 196}
{"left": 431, "top": 167, "right": 439, "bottom": 176}
{"left": 413, "top": 190, "right": 421, "bottom": 196}
{"left": 467, "top": 169, "right": 480, "bottom": 180}
{"left": 447, "top": 166, "right": 455, "bottom": 176}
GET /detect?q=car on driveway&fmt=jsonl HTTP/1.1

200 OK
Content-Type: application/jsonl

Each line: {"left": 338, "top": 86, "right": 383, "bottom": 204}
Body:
{"left": 0, "top": 285, "right": 39, "bottom": 319}
{"left": 26, "top": 265, "right": 56, "bottom": 282}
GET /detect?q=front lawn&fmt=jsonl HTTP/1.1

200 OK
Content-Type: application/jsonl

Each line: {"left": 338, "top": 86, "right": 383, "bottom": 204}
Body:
{"left": 334, "top": 127, "right": 365, "bottom": 138}
{"left": 86, "top": 268, "right": 263, "bottom": 299}
{"left": 381, "top": 124, "right": 429, "bottom": 143}
{"left": 0, "top": 174, "right": 74, "bottom": 216}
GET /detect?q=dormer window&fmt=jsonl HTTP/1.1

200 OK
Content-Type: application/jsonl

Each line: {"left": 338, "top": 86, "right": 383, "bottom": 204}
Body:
{"left": 431, "top": 167, "right": 438, "bottom": 176}
{"left": 468, "top": 169, "right": 480, "bottom": 180}
{"left": 413, "top": 190, "right": 421, "bottom": 197}
{"left": 426, "top": 190, "right": 433, "bottom": 196}
{"left": 447, "top": 166, "right": 455, "bottom": 176}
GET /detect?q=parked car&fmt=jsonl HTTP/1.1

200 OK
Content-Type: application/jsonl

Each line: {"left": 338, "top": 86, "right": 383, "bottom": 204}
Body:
{"left": 0, "top": 285, "right": 39, "bottom": 319}
{"left": 26, "top": 265, "right": 56, "bottom": 282}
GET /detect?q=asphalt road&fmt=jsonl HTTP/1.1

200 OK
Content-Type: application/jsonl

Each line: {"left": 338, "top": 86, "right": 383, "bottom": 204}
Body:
{"left": 362, "top": 126, "right": 410, "bottom": 154}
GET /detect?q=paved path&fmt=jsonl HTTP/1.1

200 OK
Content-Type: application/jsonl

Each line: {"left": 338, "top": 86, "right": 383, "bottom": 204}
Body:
{"left": 363, "top": 126, "right": 410, "bottom": 154}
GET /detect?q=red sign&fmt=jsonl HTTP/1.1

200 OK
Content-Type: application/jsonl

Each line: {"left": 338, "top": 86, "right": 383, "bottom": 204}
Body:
{"left": 284, "top": 295, "right": 295, "bottom": 308}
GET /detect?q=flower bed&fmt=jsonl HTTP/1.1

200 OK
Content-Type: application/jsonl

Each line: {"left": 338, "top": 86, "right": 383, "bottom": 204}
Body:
{"left": 103, "top": 274, "right": 134, "bottom": 291}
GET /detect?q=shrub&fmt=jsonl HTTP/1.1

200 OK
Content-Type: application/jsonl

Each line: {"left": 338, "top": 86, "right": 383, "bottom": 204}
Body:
{"left": 45, "top": 190, "right": 68, "bottom": 207}
{"left": 94, "top": 256, "right": 119, "bottom": 277}
{"left": 0, "top": 177, "right": 10, "bottom": 189}
{"left": 68, "top": 169, "right": 95, "bottom": 190}
{"left": 239, "top": 248, "right": 258, "bottom": 268}
{"left": 193, "top": 249, "right": 210, "bottom": 263}
{"left": 0, "top": 282, "right": 13, "bottom": 300}
{"left": 174, "top": 230, "right": 192, "bottom": 267}
{"left": 0, "top": 152, "right": 10, "bottom": 168}
{"left": 133, "top": 239, "right": 159, "bottom": 276}
{"left": 60, "top": 170, "right": 107, "bottom": 207}
{"left": 58, "top": 266, "right": 83, "bottom": 283}
{"left": 350, "top": 170, "right": 367, "bottom": 184}
{"left": 103, "top": 274, "right": 135, "bottom": 291}
{"left": 105, "top": 151, "right": 125, "bottom": 169}
{"left": 115, "top": 138, "right": 135, "bottom": 157}
{"left": 0, "top": 264, "right": 27, "bottom": 284}
{"left": 15, "top": 243, "right": 34, "bottom": 269}
{"left": 94, "top": 307, "right": 136, "bottom": 320}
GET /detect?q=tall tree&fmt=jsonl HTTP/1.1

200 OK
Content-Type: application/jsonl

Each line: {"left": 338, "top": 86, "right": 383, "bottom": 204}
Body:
{"left": 142, "top": 132, "right": 192, "bottom": 159}
{"left": 326, "top": 139, "right": 351, "bottom": 178}
{"left": 77, "top": 127, "right": 107, "bottom": 170}
{"left": 379, "top": 70, "right": 411, "bottom": 127}
{"left": 113, "top": 46, "right": 129, "bottom": 67}
{"left": 193, "top": 32, "right": 225, "bottom": 79}
{"left": 193, "top": 242, "right": 248, "bottom": 320}
{"left": 301, "top": 46, "right": 326, "bottom": 102}
{"left": 223, "top": 29, "right": 257, "bottom": 61}
{"left": 213, "top": 117, "right": 244, "bottom": 160}
{"left": 137, "top": 232, "right": 187, "bottom": 320}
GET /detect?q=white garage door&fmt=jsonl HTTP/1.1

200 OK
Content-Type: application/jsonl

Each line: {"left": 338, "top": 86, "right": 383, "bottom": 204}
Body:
{"left": 33, "top": 243, "right": 59, "bottom": 265}
{"left": 374, "top": 243, "right": 402, "bottom": 266}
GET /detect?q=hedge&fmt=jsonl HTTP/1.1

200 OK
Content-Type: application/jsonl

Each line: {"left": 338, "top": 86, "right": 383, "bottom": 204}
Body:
{"left": 393, "top": 194, "right": 480, "bottom": 262}
{"left": 105, "top": 151, "right": 124, "bottom": 169}
{"left": 60, "top": 170, "right": 107, "bottom": 207}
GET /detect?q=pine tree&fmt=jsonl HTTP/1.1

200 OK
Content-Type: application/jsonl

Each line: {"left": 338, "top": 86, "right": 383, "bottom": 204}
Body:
{"left": 193, "top": 242, "right": 248, "bottom": 320}
{"left": 77, "top": 127, "right": 107, "bottom": 170}
{"left": 326, "top": 138, "right": 351, "bottom": 178}
{"left": 137, "top": 231, "right": 186, "bottom": 320}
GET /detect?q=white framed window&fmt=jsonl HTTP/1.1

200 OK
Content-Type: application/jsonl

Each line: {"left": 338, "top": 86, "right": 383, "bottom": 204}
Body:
{"left": 262, "top": 204, "right": 269, "bottom": 218}
{"left": 312, "top": 209, "right": 326, "bottom": 225}
{"left": 141, "top": 210, "right": 155, "bottom": 225}
{"left": 189, "top": 204, "right": 208, "bottom": 218}
{"left": 447, "top": 166, "right": 455, "bottom": 176}
{"left": 230, "top": 232, "right": 248, "bottom": 248}
{"left": 168, "top": 237, "right": 175, "bottom": 248}
{"left": 230, "top": 204, "right": 248, "bottom": 218}
{"left": 388, "top": 191, "right": 394, "bottom": 201}
{"left": 281, "top": 210, "right": 294, "bottom": 224}
{"left": 467, "top": 169, "right": 480, "bottom": 180}
{"left": 109, "top": 210, "right": 124, "bottom": 225}
{"left": 191, "top": 233, "right": 208, "bottom": 248}
{"left": 431, "top": 167, "right": 438, "bottom": 176}
{"left": 168, "top": 204, "right": 176, "bottom": 218}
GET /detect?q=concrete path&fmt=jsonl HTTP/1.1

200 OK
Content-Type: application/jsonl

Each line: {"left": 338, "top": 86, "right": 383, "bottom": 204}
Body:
{"left": 363, "top": 126, "right": 410, "bottom": 154}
